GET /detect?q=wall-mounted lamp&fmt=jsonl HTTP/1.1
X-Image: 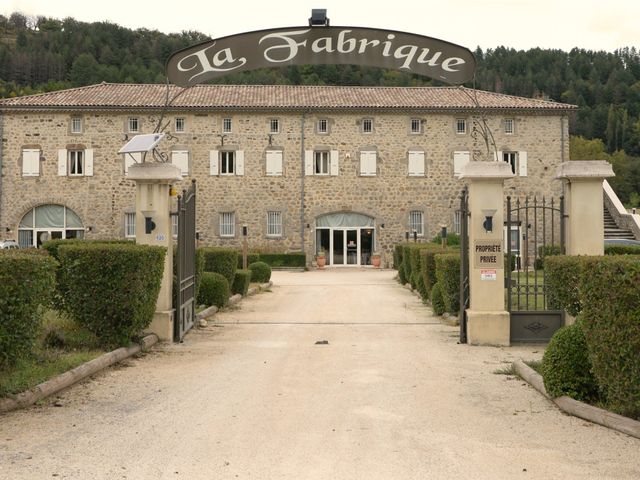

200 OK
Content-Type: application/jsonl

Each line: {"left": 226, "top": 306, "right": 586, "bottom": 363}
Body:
{"left": 85, "top": 226, "right": 94, "bottom": 233}
{"left": 5, "top": 227, "right": 11, "bottom": 233}
{"left": 482, "top": 209, "right": 497, "bottom": 233}
{"left": 218, "top": 134, "right": 227, "bottom": 147}
{"left": 380, "top": 223, "right": 385, "bottom": 229}
{"left": 242, "top": 224, "right": 248, "bottom": 237}
{"left": 309, "top": 9, "right": 329, "bottom": 26}
{"left": 267, "top": 134, "right": 274, "bottom": 146}
{"left": 141, "top": 210, "right": 156, "bottom": 234}
{"left": 306, "top": 223, "right": 310, "bottom": 228}
{"left": 405, "top": 231, "right": 410, "bottom": 241}
{"left": 413, "top": 231, "right": 418, "bottom": 242}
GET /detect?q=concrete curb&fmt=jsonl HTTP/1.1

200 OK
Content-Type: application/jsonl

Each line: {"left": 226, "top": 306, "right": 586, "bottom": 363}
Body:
{"left": 196, "top": 281, "right": 273, "bottom": 322}
{"left": 0, "top": 334, "right": 158, "bottom": 415}
{"left": 514, "top": 359, "right": 640, "bottom": 439}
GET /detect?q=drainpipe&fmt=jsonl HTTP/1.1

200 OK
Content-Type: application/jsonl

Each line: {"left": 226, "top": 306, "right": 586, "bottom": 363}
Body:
{"left": 300, "top": 111, "right": 307, "bottom": 256}
{"left": 560, "top": 114, "right": 566, "bottom": 162}
{"left": 0, "top": 111, "right": 4, "bottom": 235}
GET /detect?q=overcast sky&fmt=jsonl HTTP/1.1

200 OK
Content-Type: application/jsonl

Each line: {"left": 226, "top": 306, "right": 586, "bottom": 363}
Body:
{"left": 3, "top": 0, "right": 639, "bottom": 52}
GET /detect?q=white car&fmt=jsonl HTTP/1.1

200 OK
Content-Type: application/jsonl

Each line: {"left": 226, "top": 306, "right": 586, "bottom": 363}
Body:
{"left": 0, "top": 240, "right": 19, "bottom": 249}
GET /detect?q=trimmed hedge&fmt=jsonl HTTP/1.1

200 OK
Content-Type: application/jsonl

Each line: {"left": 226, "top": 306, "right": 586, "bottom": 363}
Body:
{"left": 201, "top": 248, "right": 238, "bottom": 286}
{"left": 249, "top": 261, "right": 272, "bottom": 283}
{"left": 57, "top": 243, "right": 165, "bottom": 348}
{"left": 604, "top": 244, "right": 640, "bottom": 255}
{"left": 545, "top": 256, "right": 583, "bottom": 315}
{"left": 541, "top": 321, "right": 599, "bottom": 401}
{"left": 0, "top": 251, "right": 57, "bottom": 367}
{"left": 579, "top": 256, "right": 640, "bottom": 419}
{"left": 393, "top": 244, "right": 403, "bottom": 270}
{"left": 431, "top": 232, "right": 461, "bottom": 246}
{"left": 197, "top": 272, "right": 230, "bottom": 308}
{"left": 195, "top": 248, "right": 205, "bottom": 301}
{"left": 237, "top": 253, "right": 260, "bottom": 270}
{"left": 430, "top": 282, "right": 446, "bottom": 316}
{"left": 534, "top": 245, "right": 562, "bottom": 270}
{"left": 258, "top": 253, "right": 306, "bottom": 268}
{"left": 435, "top": 253, "right": 461, "bottom": 314}
{"left": 232, "top": 269, "right": 252, "bottom": 296}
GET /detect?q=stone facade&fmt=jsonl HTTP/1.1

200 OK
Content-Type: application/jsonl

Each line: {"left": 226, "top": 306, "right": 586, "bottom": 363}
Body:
{"left": 0, "top": 84, "right": 572, "bottom": 266}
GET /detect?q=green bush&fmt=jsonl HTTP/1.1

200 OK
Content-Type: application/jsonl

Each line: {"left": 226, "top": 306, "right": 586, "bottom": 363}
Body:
{"left": 604, "top": 244, "right": 640, "bottom": 255}
{"left": 419, "top": 245, "right": 456, "bottom": 298}
{"left": 195, "top": 248, "right": 205, "bottom": 301}
{"left": 0, "top": 252, "right": 57, "bottom": 367}
{"left": 393, "top": 244, "right": 403, "bottom": 270}
{"left": 197, "top": 272, "right": 230, "bottom": 308}
{"left": 431, "top": 232, "right": 461, "bottom": 246}
{"left": 400, "top": 245, "right": 413, "bottom": 285}
{"left": 57, "top": 243, "right": 165, "bottom": 348}
{"left": 258, "top": 253, "right": 306, "bottom": 268}
{"left": 545, "top": 256, "right": 582, "bottom": 315}
{"left": 237, "top": 253, "right": 260, "bottom": 269}
{"left": 579, "top": 256, "right": 640, "bottom": 418}
{"left": 534, "top": 245, "right": 562, "bottom": 270}
{"left": 249, "top": 261, "right": 272, "bottom": 283}
{"left": 541, "top": 321, "right": 599, "bottom": 401}
{"left": 232, "top": 269, "right": 252, "bottom": 296}
{"left": 435, "top": 253, "right": 460, "bottom": 314}
{"left": 201, "top": 247, "right": 238, "bottom": 286}
{"left": 430, "top": 282, "right": 446, "bottom": 316}
{"left": 409, "top": 247, "right": 423, "bottom": 292}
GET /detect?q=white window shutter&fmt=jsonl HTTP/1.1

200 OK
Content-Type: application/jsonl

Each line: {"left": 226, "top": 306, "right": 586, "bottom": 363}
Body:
{"left": 22, "top": 149, "right": 40, "bottom": 176}
{"left": 236, "top": 150, "right": 245, "bottom": 176}
{"left": 330, "top": 150, "right": 339, "bottom": 176}
{"left": 209, "top": 150, "right": 219, "bottom": 175}
{"left": 84, "top": 148, "right": 94, "bottom": 176}
{"left": 453, "top": 151, "right": 470, "bottom": 176}
{"left": 408, "top": 151, "right": 425, "bottom": 176}
{"left": 360, "top": 151, "right": 376, "bottom": 176}
{"left": 266, "top": 150, "right": 282, "bottom": 176}
{"left": 518, "top": 151, "right": 528, "bottom": 176}
{"left": 305, "top": 150, "right": 313, "bottom": 176}
{"left": 172, "top": 151, "right": 189, "bottom": 176}
{"left": 58, "top": 149, "right": 67, "bottom": 176}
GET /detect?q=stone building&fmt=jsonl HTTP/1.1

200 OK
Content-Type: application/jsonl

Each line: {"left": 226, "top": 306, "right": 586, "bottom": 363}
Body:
{"left": 0, "top": 83, "right": 574, "bottom": 266}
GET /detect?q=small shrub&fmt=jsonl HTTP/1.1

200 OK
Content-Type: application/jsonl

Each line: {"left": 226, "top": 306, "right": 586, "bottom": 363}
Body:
{"left": 534, "top": 245, "right": 562, "bottom": 270}
{"left": 0, "top": 252, "right": 57, "bottom": 367}
{"left": 232, "top": 269, "right": 252, "bottom": 295}
{"left": 201, "top": 248, "right": 238, "bottom": 286}
{"left": 541, "top": 321, "right": 599, "bottom": 402}
{"left": 604, "top": 244, "right": 640, "bottom": 255}
{"left": 431, "top": 232, "right": 461, "bottom": 246}
{"left": 419, "top": 245, "right": 456, "bottom": 298}
{"left": 58, "top": 243, "right": 165, "bottom": 348}
{"left": 237, "top": 253, "right": 260, "bottom": 269}
{"left": 431, "top": 282, "right": 446, "bottom": 316}
{"left": 545, "top": 256, "right": 582, "bottom": 315}
{"left": 435, "top": 253, "right": 460, "bottom": 314}
{"left": 393, "top": 244, "right": 403, "bottom": 270}
{"left": 258, "top": 253, "right": 306, "bottom": 268}
{"left": 249, "top": 261, "right": 272, "bottom": 283}
{"left": 197, "top": 272, "right": 230, "bottom": 308}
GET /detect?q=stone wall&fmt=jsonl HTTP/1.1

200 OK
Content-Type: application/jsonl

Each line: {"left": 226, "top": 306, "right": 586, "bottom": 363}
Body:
{"left": 0, "top": 108, "right": 569, "bottom": 264}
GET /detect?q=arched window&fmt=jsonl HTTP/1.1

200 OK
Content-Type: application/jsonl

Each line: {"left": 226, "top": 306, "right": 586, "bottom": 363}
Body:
{"left": 18, "top": 204, "right": 84, "bottom": 248}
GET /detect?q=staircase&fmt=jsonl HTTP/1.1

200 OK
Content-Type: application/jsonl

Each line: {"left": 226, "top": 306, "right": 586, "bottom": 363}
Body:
{"left": 604, "top": 203, "right": 636, "bottom": 240}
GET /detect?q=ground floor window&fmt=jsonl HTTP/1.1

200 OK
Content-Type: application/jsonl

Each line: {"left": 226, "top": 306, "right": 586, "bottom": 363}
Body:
{"left": 409, "top": 210, "right": 424, "bottom": 236}
{"left": 267, "top": 211, "right": 282, "bottom": 237}
{"left": 18, "top": 204, "right": 84, "bottom": 248}
{"left": 125, "top": 212, "right": 136, "bottom": 238}
{"left": 220, "top": 212, "right": 235, "bottom": 237}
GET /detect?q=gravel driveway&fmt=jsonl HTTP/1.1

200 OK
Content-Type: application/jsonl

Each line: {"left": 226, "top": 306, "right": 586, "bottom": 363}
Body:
{"left": 0, "top": 269, "right": 638, "bottom": 479}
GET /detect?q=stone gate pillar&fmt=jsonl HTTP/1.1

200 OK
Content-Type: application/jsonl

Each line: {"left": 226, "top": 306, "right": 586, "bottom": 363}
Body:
{"left": 460, "top": 162, "right": 514, "bottom": 346}
{"left": 556, "top": 161, "right": 614, "bottom": 255}
{"left": 128, "top": 163, "right": 182, "bottom": 341}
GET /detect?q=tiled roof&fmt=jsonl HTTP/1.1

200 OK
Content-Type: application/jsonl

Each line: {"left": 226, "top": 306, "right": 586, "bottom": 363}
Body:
{"left": 0, "top": 83, "right": 576, "bottom": 111}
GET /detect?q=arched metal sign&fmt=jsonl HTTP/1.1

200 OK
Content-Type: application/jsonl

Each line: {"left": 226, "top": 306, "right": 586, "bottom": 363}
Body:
{"left": 166, "top": 26, "right": 476, "bottom": 87}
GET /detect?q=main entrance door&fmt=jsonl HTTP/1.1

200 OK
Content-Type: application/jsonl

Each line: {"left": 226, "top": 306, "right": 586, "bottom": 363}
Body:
{"left": 316, "top": 212, "right": 375, "bottom": 267}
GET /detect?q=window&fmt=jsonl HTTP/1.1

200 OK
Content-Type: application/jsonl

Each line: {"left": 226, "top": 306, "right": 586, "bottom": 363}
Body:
{"left": 171, "top": 150, "right": 189, "bottom": 176}
{"left": 269, "top": 118, "right": 280, "bottom": 134}
{"left": 504, "top": 118, "right": 515, "bottom": 134}
{"left": 171, "top": 213, "right": 178, "bottom": 238}
{"left": 456, "top": 118, "right": 467, "bottom": 134}
{"left": 314, "top": 151, "right": 330, "bottom": 175}
{"left": 453, "top": 210, "right": 461, "bottom": 235}
{"left": 220, "top": 212, "right": 235, "bottom": 237}
{"left": 453, "top": 150, "right": 470, "bottom": 176}
{"left": 317, "top": 119, "right": 328, "bottom": 134}
{"left": 503, "top": 152, "right": 517, "bottom": 174}
{"left": 175, "top": 117, "right": 185, "bottom": 132}
{"left": 22, "top": 149, "right": 40, "bottom": 177}
{"left": 220, "top": 151, "right": 235, "bottom": 175}
{"left": 408, "top": 150, "right": 425, "bottom": 176}
{"left": 69, "top": 150, "right": 84, "bottom": 176}
{"left": 410, "top": 118, "right": 422, "bottom": 134}
{"left": 362, "top": 118, "right": 373, "bottom": 134}
{"left": 128, "top": 117, "right": 139, "bottom": 133}
{"left": 266, "top": 150, "right": 283, "bottom": 176}
{"left": 502, "top": 151, "right": 528, "bottom": 176}
{"left": 360, "top": 151, "right": 377, "bottom": 176}
{"left": 409, "top": 211, "right": 424, "bottom": 237}
{"left": 125, "top": 213, "right": 136, "bottom": 238}
{"left": 223, "top": 118, "right": 232, "bottom": 133}
{"left": 71, "top": 117, "right": 82, "bottom": 134}
{"left": 58, "top": 148, "right": 93, "bottom": 176}
{"left": 18, "top": 204, "right": 84, "bottom": 248}
{"left": 267, "top": 211, "right": 282, "bottom": 237}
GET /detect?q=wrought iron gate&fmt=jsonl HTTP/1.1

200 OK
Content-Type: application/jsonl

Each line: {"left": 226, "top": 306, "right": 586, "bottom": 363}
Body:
{"left": 506, "top": 195, "right": 565, "bottom": 343}
{"left": 459, "top": 187, "right": 470, "bottom": 343}
{"left": 175, "top": 180, "right": 197, "bottom": 342}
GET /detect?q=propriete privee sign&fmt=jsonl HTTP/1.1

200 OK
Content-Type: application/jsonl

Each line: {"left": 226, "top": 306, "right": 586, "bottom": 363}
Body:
{"left": 166, "top": 26, "right": 476, "bottom": 87}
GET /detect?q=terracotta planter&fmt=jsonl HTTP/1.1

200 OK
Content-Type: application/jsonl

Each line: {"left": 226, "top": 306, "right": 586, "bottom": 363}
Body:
{"left": 316, "top": 255, "right": 326, "bottom": 268}
{"left": 371, "top": 255, "right": 381, "bottom": 268}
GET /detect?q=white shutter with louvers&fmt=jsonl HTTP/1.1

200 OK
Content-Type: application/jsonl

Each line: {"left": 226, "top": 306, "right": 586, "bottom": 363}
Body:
{"left": 22, "top": 149, "right": 40, "bottom": 176}
{"left": 408, "top": 151, "right": 425, "bottom": 176}
{"left": 236, "top": 150, "right": 245, "bottom": 176}
{"left": 171, "top": 150, "right": 189, "bottom": 176}
{"left": 453, "top": 151, "right": 470, "bottom": 176}
{"left": 58, "top": 149, "right": 67, "bottom": 176}
{"left": 84, "top": 149, "right": 94, "bottom": 176}
{"left": 330, "top": 150, "right": 339, "bottom": 176}
{"left": 266, "top": 150, "right": 282, "bottom": 176}
{"left": 304, "top": 150, "right": 313, "bottom": 176}
{"left": 209, "top": 150, "right": 219, "bottom": 175}
{"left": 360, "top": 151, "right": 376, "bottom": 176}
{"left": 518, "top": 151, "right": 528, "bottom": 177}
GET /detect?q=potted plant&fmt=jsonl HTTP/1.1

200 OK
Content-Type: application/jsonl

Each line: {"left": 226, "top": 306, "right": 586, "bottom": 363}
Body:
{"left": 316, "top": 248, "right": 326, "bottom": 268}
{"left": 371, "top": 251, "right": 381, "bottom": 267}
